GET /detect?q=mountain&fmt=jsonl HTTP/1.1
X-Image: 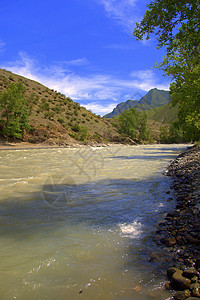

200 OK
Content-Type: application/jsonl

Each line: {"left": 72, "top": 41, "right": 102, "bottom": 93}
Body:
{"left": 104, "top": 88, "right": 170, "bottom": 118}
{"left": 0, "top": 69, "right": 122, "bottom": 145}
{"left": 146, "top": 103, "right": 178, "bottom": 124}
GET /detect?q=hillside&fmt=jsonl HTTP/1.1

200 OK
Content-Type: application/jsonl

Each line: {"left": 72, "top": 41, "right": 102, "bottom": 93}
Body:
{"left": 146, "top": 103, "right": 178, "bottom": 124}
{"left": 104, "top": 88, "right": 170, "bottom": 118}
{"left": 0, "top": 69, "right": 123, "bottom": 146}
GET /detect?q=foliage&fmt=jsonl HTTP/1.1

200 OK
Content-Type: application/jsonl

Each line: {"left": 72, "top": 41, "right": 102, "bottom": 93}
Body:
{"left": 0, "top": 82, "right": 30, "bottom": 139}
{"left": 71, "top": 124, "right": 88, "bottom": 141}
{"left": 160, "top": 122, "right": 185, "bottom": 143}
{"left": 133, "top": 0, "right": 200, "bottom": 141}
{"left": 117, "top": 107, "right": 149, "bottom": 141}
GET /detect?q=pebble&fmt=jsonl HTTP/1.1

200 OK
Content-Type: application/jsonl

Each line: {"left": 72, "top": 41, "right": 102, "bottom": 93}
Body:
{"left": 153, "top": 146, "right": 200, "bottom": 298}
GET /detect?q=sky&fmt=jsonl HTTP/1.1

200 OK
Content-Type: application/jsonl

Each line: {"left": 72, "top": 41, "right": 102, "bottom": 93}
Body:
{"left": 0, "top": 0, "right": 170, "bottom": 116}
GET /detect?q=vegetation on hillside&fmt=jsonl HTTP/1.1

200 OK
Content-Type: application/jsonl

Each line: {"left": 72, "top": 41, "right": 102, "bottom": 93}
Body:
{"left": 145, "top": 103, "right": 178, "bottom": 124}
{"left": 0, "top": 82, "right": 30, "bottom": 139}
{"left": 133, "top": 0, "right": 200, "bottom": 142}
{"left": 0, "top": 69, "right": 123, "bottom": 145}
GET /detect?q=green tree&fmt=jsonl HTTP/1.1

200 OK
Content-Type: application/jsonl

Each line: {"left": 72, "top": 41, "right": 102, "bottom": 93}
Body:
{"left": 133, "top": 0, "right": 200, "bottom": 141}
{"left": 117, "top": 107, "right": 148, "bottom": 141}
{"left": 160, "top": 122, "right": 184, "bottom": 143}
{"left": 0, "top": 82, "right": 30, "bottom": 139}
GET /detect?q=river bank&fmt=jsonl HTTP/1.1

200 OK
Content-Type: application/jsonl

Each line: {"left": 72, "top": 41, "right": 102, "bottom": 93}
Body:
{"left": 154, "top": 145, "right": 200, "bottom": 299}
{"left": 0, "top": 138, "right": 116, "bottom": 150}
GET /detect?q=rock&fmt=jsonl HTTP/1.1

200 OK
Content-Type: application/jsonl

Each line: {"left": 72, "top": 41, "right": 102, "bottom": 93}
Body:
{"left": 165, "top": 281, "right": 173, "bottom": 290}
{"left": 166, "top": 237, "right": 177, "bottom": 247}
{"left": 167, "top": 267, "right": 183, "bottom": 280}
{"left": 149, "top": 251, "right": 168, "bottom": 262}
{"left": 172, "top": 272, "right": 191, "bottom": 290}
{"left": 195, "top": 259, "right": 200, "bottom": 269}
{"left": 173, "top": 290, "right": 191, "bottom": 300}
{"left": 182, "top": 269, "right": 199, "bottom": 279}
{"left": 133, "top": 285, "right": 142, "bottom": 292}
{"left": 190, "top": 283, "right": 200, "bottom": 297}
{"left": 185, "top": 259, "right": 195, "bottom": 267}
{"left": 191, "top": 277, "right": 198, "bottom": 284}
{"left": 186, "top": 235, "right": 199, "bottom": 244}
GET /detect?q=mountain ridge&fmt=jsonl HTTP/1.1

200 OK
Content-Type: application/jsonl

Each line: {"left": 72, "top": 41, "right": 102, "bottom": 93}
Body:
{"left": 104, "top": 88, "right": 170, "bottom": 118}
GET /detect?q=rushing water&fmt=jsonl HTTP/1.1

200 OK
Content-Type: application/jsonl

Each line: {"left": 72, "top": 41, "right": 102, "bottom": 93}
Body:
{"left": 0, "top": 144, "right": 187, "bottom": 300}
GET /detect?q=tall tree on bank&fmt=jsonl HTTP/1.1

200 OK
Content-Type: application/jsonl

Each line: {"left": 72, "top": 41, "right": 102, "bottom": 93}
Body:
{"left": 117, "top": 107, "right": 149, "bottom": 142}
{"left": 0, "top": 82, "right": 30, "bottom": 139}
{"left": 133, "top": 0, "right": 200, "bottom": 141}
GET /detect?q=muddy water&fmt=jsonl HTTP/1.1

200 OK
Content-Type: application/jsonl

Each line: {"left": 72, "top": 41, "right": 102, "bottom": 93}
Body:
{"left": 0, "top": 144, "right": 187, "bottom": 299}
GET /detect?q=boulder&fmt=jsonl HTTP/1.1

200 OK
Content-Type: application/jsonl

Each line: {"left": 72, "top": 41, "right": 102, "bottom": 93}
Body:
{"left": 173, "top": 290, "right": 191, "bottom": 300}
{"left": 166, "top": 237, "right": 177, "bottom": 247}
{"left": 167, "top": 267, "right": 183, "bottom": 280}
{"left": 172, "top": 272, "right": 191, "bottom": 290}
{"left": 190, "top": 283, "right": 200, "bottom": 297}
{"left": 182, "top": 269, "right": 199, "bottom": 279}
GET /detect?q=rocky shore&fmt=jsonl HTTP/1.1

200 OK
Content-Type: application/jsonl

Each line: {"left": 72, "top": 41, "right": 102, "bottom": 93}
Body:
{"left": 155, "top": 145, "right": 200, "bottom": 299}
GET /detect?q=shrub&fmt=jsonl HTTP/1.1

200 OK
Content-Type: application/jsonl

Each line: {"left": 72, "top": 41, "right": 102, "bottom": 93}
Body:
{"left": 71, "top": 124, "right": 81, "bottom": 132}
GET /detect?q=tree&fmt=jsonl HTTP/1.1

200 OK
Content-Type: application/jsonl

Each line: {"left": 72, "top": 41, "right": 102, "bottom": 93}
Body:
{"left": 133, "top": 0, "right": 200, "bottom": 141}
{"left": 117, "top": 107, "right": 148, "bottom": 141}
{"left": 0, "top": 82, "right": 30, "bottom": 139}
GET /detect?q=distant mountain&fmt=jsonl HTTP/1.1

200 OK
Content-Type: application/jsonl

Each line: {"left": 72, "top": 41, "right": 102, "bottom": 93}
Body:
{"left": 104, "top": 88, "right": 170, "bottom": 118}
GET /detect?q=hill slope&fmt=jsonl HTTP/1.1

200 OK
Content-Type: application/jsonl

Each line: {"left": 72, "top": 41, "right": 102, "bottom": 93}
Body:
{"left": 146, "top": 103, "right": 178, "bottom": 124}
{"left": 0, "top": 69, "right": 122, "bottom": 146}
{"left": 104, "top": 88, "right": 170, "bottom": 118}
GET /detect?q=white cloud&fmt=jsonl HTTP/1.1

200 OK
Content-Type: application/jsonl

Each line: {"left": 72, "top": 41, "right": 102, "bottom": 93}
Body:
{"left": 0, "top": 52, "right": 170, "bottom": 115}
{"left": 97, "top": 0, "right": 142, "bottom": 33}
{"left": 81, "top": 102, "right": 117, "bottom": 115}
{"left": 130, "top": 69, "right": 169, "bottom": 91}
{"left": 54, "top": 58, "right": 89, "bottom": 67}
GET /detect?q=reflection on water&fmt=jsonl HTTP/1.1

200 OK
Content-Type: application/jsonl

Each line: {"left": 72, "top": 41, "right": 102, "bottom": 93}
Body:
{"left": 0, "top": 144, "right": 187, "bottom": 299}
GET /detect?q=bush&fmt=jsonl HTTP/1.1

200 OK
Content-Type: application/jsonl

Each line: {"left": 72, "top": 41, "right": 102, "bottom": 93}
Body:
{"left": 57, "top": 118, "right": 64, "bottom": 124}
{"left": 71, "top": 124, "right": 81, "bottom": 132}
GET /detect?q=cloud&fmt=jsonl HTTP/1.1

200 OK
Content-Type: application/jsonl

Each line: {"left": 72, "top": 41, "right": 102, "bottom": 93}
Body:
{"left": 130, "top": 69, "right": 169, "bottom": 91}
{"left": 97, "top": 0, "right": 141, "bottom": 33}
{"left": 0, "top": 52, "right": 170, "bottom": 115}
{"left": 81, "top": 102, "right": 117, "bottom": 115}
{"left": 54, "top": 58, "right": 89, "bottom": 67}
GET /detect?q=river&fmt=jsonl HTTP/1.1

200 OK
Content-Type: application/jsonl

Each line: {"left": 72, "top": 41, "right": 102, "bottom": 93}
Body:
{"left": 0, "top": 144, "right": 187, "bottom": 300}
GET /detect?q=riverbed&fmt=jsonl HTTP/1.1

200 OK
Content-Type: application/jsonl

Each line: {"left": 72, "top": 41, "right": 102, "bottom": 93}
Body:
{"left": 0, "top": 144, "right": 187, "bottom": 299}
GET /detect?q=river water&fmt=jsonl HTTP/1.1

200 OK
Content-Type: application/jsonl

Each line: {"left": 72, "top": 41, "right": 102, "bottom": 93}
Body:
{"left": 0, "top": 144, "right": 187, "bottom": 300}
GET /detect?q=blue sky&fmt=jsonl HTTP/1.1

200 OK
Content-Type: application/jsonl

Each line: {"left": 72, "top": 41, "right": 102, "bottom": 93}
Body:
{"left": 0, "top": 0, "right": 170, "bottom": 115}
